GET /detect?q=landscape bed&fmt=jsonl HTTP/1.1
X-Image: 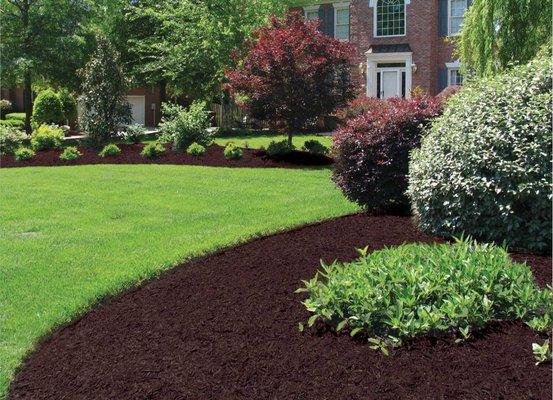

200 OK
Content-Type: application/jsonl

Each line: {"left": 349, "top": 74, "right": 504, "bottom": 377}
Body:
{"left": 0, "top": 143, "right": 333, "bottom": 169}
{"left": 9, "top": 214, "right": 551, "bottom": 400}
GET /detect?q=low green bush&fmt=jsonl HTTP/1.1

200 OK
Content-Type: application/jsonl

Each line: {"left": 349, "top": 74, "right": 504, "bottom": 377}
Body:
{"left": 302, "top": 139, "right": 329, "bottom": 156}
{"left": 99, "top": 144, "right": 121, "bottom": 158}
{"left": 123, "top": 124, "right": 146, "bottom": 143}
{"left": 14, "top": 147, "right": 35, "bottom": 161}
{"left": 0, "top": 99, "right": 12, "bottom": 118}
{"left": 0, "top": 119, "right": 24, "bottom": 129}
{"left": 266, "top": 140, "right": 294, "bottom": 157}
{"left": 187, "top": 142, "right": 206, "bottom": 156}
{"left": 59, "top": 146, "right": 82, "bottom": 161}
{"left": 298, "top": 239, "right": 552, "bottom": 354}
{"left": 32, "top": 89, "right": 65, "bottom": 127}
{"left": 140, "top": 142, "right": 166, "bottom": 159}
{"left": 224, "top": 143, "right": 243, "bottom": 160}
{"left": 5, "top": 112, "right": 25, "bottom": 121}
{"left": 0, "top": 126, "right": 26, "bottom": 155}
{"left": 31, "top": 124, "right": 64, "bottom": 151}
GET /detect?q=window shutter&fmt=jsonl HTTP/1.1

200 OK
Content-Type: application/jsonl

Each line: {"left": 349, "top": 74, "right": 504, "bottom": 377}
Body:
{"left": 318, "top": 6, "right": 326, "bottom": 33}
{"left": 438, "top": 68, "right": 448, "bottom": 92}
{"left": 327, "top": 4, "right": 335, "bottom": 38}
{"left": 439, "top": 0, "right": 448, "bottom": 37}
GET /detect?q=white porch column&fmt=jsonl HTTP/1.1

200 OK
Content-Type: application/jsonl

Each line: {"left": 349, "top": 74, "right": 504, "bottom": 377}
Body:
{"left": 405, "top": 54, "right": 413, "bottom": 99}
{"left": 366, "top": 60, "right": 378, "bottom": 98}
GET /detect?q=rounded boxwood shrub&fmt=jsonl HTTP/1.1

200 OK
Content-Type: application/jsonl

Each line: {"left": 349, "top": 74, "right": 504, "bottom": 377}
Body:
{"left": 302, "top": 139, "right": 329, "bottom": 155}
{"left": 14, "top": 147, "right": 35, "bottom": 161}
{"left": 332, "top": 96, "right": 442, "bottom": 212}
{"left": 0, "top": 125, "right": 27, "bottom": 155}
{"left": 60, "top": 146, "right": 82, "bottom": 161}
{"left": 224, "top": 143, "right": 242, "bottom": 160}
{"left": 32, "top": 89, "right": 65, "bottom": 127}
{"left": 408, "top": 54, "right": 552, "bottom": 253}
{"left": 31, "top": 124, "right": 64, "bottom": 151}
{"left": 140, "top": 142, "right": 165, "bottom": 159}
{"left": 187, "top": 142, "right": 206, "bottom": 156}
{"left": 266, "top": 140, "right": 294, "bottom": 157}
{"left": 99, "top": 144, "right": 121, "bottom": 158}
{"left": 298, "top": 239, "right": 552, "bottom": 354}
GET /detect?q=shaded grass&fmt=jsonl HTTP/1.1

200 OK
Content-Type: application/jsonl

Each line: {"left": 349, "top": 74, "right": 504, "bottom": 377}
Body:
{"left": 0, "top": 164, "right": 357, "bottom": 398}
{"left": 213, "top": 133, "right": 332, "bottom": 149}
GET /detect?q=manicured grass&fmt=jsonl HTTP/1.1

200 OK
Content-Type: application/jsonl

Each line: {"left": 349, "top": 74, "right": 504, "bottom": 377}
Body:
{"left": 0, "top": 164, "right": 357, "bottom": 398}
{"left": 214, "top": 133, "right": 333, "bottom": 149}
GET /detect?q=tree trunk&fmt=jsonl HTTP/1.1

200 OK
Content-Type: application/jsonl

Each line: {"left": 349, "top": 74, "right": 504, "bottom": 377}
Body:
{"left": 287, "top": 131, "right": 293, "bottom": 148}
{"left": 23, "top": 68, "right": 32, "bottom": 134}
{"left": 159, "top": 81, "right": 167, "bottom": 104}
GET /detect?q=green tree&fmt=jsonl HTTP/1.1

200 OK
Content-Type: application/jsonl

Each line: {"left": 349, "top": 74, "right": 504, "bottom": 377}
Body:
{"left": 457, "top": 0, "right": 552, "bottom": 77}
{"left": 79, "top": 35, "right": 131, "bottom": 146}
{"left": 0, "top": 0, "right": 89, "bottom": 132}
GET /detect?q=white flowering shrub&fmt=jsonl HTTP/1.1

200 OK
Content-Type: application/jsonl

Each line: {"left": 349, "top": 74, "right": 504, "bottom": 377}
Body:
{"left": 408, "top": 54, "right": 552, "bottom": 253}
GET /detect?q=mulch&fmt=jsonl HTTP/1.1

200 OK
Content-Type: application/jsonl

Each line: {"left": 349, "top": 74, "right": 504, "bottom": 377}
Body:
{"left": 0, "top": 143, "right": 333, "bottom": 169}
{"left": 9, "top": 214, "right": 552, "bottom": 400}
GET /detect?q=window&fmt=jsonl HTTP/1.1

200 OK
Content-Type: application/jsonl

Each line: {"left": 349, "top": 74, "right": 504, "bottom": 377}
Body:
{"left": 448, "top": 68, "right": 463, "bottom": 86}
{"left": 304, "top": 6, "right": 320, "bottom": 21}
{"left": 376, "top": 0, "right": 406, "bottom": 37}
{"left": 448, "top": 0, "right": 467, "bottom": 35}
{"left": 334, "top": 5, "right": 350, "bottom": 41}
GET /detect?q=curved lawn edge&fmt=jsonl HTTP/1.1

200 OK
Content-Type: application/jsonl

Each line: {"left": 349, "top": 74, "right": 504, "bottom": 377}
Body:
{"left": 9, "top": 214, "right": 551, "bottom": 399}
{"left": 0, "top": 164, "right": 358, "bottom": 399}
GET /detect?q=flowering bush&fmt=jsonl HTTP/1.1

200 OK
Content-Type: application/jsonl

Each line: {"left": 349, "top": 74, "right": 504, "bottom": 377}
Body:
{"left": 408, "top": 54, "right": 552, "bottom": 253}
{"left": 332, "top": 96, "right": 442, "bottom": 212}
{"left": 0, "top": 125, "right": 26, "bottom": 155}
{"left": 225, "top": 11, "right": 354, "bottom": 147}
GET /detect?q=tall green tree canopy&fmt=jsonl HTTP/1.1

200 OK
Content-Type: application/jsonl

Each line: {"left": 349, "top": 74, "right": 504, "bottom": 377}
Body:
{"left": 457, "top": 0, "right": 552, "bottom": 77}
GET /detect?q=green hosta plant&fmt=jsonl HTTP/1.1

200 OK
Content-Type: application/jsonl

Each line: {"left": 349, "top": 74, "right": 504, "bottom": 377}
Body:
{"left": 59, "top": 146, "right": 82, "bottom": 161}
{"left": 532, "top": 340, "right": 552, "bottom": 365}
{"left": 297, "top": 239, "right": 552, "bottom": 355}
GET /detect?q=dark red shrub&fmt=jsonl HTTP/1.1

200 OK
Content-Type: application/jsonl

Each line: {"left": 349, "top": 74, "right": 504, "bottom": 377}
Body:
{"left": 335, "top": 95, "right": 381, "bottom": 124}
{"left": 225, "top": 11, "right": 354, "bottom": 146}
{"left": 332, "top": 96, "right": 443, "bottom": 212}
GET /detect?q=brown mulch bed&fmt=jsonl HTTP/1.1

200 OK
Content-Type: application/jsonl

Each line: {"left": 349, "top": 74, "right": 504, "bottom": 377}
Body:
{"left": 9, "top": 215, "right": 552, "bottom": 400}
{"left": 0, "top": 144, "right": 333, "bottom": 169}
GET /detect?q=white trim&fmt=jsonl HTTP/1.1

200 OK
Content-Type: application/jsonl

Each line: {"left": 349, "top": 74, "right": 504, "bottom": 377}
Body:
{"left": 446, "top": 60, "right": 461, "bottom": 69}
{"left": 333, "top": 2, "right": 350, "bottom": 41}
{"left": 365, "top": 51, "right": 413, "bottom": 99}
{"left": 304, "top": 5, "right": 320, "bottom": 13}
{"left": 369, "top": 0, "right": 410, "bottom": 38}
{"left": 447, "top": 0, "right": 468, "bottom": 36}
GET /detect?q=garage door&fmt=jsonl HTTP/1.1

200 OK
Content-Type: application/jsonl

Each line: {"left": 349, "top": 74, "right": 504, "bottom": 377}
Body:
{"left": 127, "top": 95, "right": 146, "bottom": 126}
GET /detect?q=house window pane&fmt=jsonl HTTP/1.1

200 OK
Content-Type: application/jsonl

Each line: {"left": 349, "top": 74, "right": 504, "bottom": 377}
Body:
{"left": 305, "top": 10, "right": 319, "bottom": 21}
{"left": 449, "top": 0, "right": 467, "bottom": 35}
{"left": 335, "top": 8, "right": 350, "bottom": 40}
{"left": 449, "top": 68, "right": 463, "bottom": 85}
{"left": 376, "top": 0, "right": 406, "bottom": 37}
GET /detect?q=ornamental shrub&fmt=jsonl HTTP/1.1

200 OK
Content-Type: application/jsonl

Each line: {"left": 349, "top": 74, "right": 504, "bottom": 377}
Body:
{"left": 14, "top": 147, "right": 35, "bottom": 161}
{"left": 159, "top": 101, "right": 211, "bottom": 151}
{"left": 140, "top": 142, "right": 166, "bottom": 159}
{"left": 32, "top": 89, "right": 65, "bottom": 127}
{"left": 31, "top": 124, "right": 64, "bottom": 151}
{"left": 302, "top": 139, "right": 329, "bottom": 156}
{"left": 59, "top": 146, "right": 82, "bottom": 161}
{"left": 0, "top": 119, "right": 24, "bottom": 129}
{"left": 224, "top": 143, "right": 242, "bottom": 160}
{"left": 335, "top": 96, "right": 381, "bottom": 124}
{"left": 266, "top": 140, "right": 294, "bottom": 157}
{"left": 332, "top": 96, "right": 442, "bottom": 212}
{"left": 123, "top": 124, "right": 146, "bottom": 143}
{"left": 0, "top": 99, "right": 12, "bottom": 118}
{"left": 298, "top": 239, "right": 552, "bottom": 354}
{"left": 0, "top": 126, "right": 26, "bottom": 155}
{"left": 187, "top": 142, "right": 206, "bottom": 156}
{"left": 5, "top": 113, "right": 25, "bottom": 121}
{"left": 57, "top": 89, "right": 78, "bottom": 123}
{"left": 99, "top": 144, "right": 121, "bottom": 158}
{"left": 408, "top": 54, "right": 552, "bottom": 253}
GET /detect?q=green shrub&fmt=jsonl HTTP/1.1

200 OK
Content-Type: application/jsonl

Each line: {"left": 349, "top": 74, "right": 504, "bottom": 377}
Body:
{"left": 302, "top": 139, "right": 329, "bottom": 155}
{"left": 408, "top": 53, "right": 552, "bottom": 253}
{"left": 32, "top": 89, "right": 65, "bottom": 127}
{"left": 14, "top": 147, "right": 35, "bottom": 161}
{"left": 186, "top": 142, "right": 206, "bottom": 156}
{"left": 266, "top": 140, "right": 294, "bottom": 157}
{"left": 298, "top": 239, "right": 552, "bottom": 354}
{"left": 5, "top": 113, "right": 25, "bottom": 122}
{"left": 224, "top": 143, "right": 243, "bottom": 160}
{"left": 59, "top": 146, "right": 82, "bottom": 161}
{"left": 99, "top": 144, "right": 121, "bottom": 158}
{"left": 0, "top": 99, "right": 12, "bottom": 118}
{"left": 31, "top": 124, "right": 64, "bottom": 151}
{"left": 0, "top": 119, "right": 24, "bottom": 129}
{"left": 0, "top": 126, "right": 27, "bottom": 155}
{"left": 159, "top": 101, "right": 211, "bottom": 151}
{"left": 140, "top": 142, "right": 166, "bottom": 159}
{"left": 57, "top": 89, "right": 78, "bottom": 123}
{"left": 123, "top": 124, "right": 146, "bottom": 143}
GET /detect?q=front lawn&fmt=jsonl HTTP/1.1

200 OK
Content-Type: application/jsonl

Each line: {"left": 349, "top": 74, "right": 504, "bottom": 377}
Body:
{"left": 0, "top": 164, "right": 358, "bottom": 397}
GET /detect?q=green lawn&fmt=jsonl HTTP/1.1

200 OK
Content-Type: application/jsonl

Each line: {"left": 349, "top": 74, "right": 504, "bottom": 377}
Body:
{"left": 0, "top": 164, "right": 357, "bottom": 398}
{"left": 213, "top": 133, "right": 333, "bottom": 149}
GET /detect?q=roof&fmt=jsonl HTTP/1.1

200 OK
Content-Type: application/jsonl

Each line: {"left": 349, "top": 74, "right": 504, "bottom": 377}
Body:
{"left": 367, "top": 44, "right": 413, "bottom": 54}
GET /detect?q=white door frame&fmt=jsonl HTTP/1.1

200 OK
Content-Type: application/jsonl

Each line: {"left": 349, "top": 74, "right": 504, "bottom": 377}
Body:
{"left": 127, "top": 95, "right": 146, "bottom": 126}
{"left": 365, "top": 51, "right": 413, "bottom": 99}
{"left": 376, "top": 67, "right": 405, "bottom": 99}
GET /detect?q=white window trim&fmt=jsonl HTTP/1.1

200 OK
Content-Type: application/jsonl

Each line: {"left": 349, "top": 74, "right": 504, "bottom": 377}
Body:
{"left": 304, "top": 4, "right": 320, "bottom": 19}
{"left": 446, "top": 60, "right": 462, "bottom": 86}
{"left": 447, "top": 0, "right": 468, "bottom": 36}
{"left": 365, "top": 50, "right": 413, "bottom": 99}
{"left": 369, "top": 0, "right": 411, "bottom": 38}
{"left": 334, "top": 2, "right": 350, "bottom": 41}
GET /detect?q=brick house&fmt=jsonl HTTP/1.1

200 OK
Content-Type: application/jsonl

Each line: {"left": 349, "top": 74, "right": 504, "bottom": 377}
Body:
{"left": 300, "top": 0, "right": 470, "bottom": 98}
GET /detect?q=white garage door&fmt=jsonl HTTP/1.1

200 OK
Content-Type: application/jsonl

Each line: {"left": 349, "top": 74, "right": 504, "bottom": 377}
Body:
{"left": 127, "top": 95, "right": 146, "bottom": 126}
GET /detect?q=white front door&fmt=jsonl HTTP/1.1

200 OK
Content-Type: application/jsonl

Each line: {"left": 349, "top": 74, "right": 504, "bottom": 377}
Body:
{"left": 127, "top": 95, "right": 146, "bottom": 126}
{"left": 380, "top": 69, "right": 401, "bottom": 99}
